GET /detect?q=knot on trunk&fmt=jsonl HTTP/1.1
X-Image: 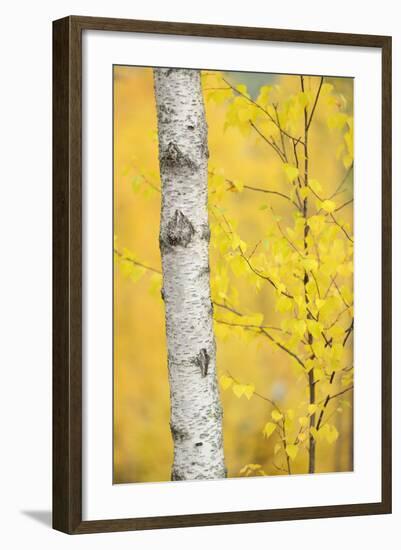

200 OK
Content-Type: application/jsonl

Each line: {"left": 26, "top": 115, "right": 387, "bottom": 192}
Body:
{"left": 170, "top": 422, "right": 190, "bottom": 443}
{"left": 160, "top": 142, "right": 197, "bottom": 172}
{"left": 194, "top": 348, "right": 210, "bottom": 378}
{"left": 161, "top": 210, "right": 195, "bottom": 251}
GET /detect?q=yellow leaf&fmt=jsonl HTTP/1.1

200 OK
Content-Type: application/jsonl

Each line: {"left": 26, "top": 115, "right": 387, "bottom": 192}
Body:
{"left": 286, "top": 409, "right": 295, "bottom": 420}
{"left": 327, "top": 112, "right": 348, "bottom": 130}
{"left": 310, "top": 427, "right": 319, "bottom": 440}
{"left": 232, "top": 384, "right": 246, "bottom": 398}
{"left": 256, "top": 85, "right": 272, "bottom": 107}
{"left": 318, "top": 424, "right": 338, "bottom": 444}
{"left": 272, "top": 410, "right": 283, "bottom": 422}
{"left": 308, "top": 404, "right": 318, "bottom": 415}
{"left": 298, "top": 432, "right": 307, "bottom": 442}
{"left": 207, "top": 88, "right": 233, "bottom": 104}
{"left": 314, "top": 368, "right": 324, "bottom": 381}
{"left": 321, "top": 83, "right": 334, "bottom": 95}
{"left": 231, "top": 233, "right": 241, "bottom": 250}
{"left": 220, "top": 375, "right": 233, "bottom": 390}
{"left": 309, "top": 179, "right": 322, "bottom": 193}
{"left": 306, "top": 319, "right": 323, "bottom": 339}
{"left": 302, "top": 258, "right": 318, "bottom": 272}
{"left": 299, "top": 416, "right": 309, "bottom": 428}
{"left": 236, "top": 83, "right": 249, "bottom": 97}
{"left": 274, "top": 443, "right": 281, "bottom": 455}
{"left": 286, "top": 444, "right": 298, "bottom": 461}
{"left": 320, "top": 200, "right": 336, "bottom": 213}
{"left": 275, "top": 294, "right": 293, "bottom": 313}
{"left": 293, "top": 319, "right": 306, "bottom": 338}
{"left": 299, "top": 187, "right": 310, "bottom": 200}
{"left": 305, "top": 359, "right": 315, "bottom": 373}
{"left": 283, "top": 163, "right": 300, "bottom": 183}
{"left": 243, "top": 384, "right": 255, "bottom": 400}
{"left": 263, "top": 422, "right": 277, "bottom": 438}
{"left": 230, "top": 255, "right": 248, "bottom": 277}
{"left": 308, "top": 215, "right": 325, "bottom": 235}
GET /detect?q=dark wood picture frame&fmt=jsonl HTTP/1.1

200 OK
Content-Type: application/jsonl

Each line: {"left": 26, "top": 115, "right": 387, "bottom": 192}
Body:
{"left": 53, "top": 15, "right": 392, "bottom": 534}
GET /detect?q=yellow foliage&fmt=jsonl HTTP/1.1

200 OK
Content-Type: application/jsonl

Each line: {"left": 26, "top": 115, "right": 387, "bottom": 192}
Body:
{"left": 113, "top": 67, "right": 354, "bottom": 482}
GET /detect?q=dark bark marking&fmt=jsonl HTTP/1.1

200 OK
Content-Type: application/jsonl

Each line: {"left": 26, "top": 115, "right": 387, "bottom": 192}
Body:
{"left": 160, "top": 210, "right": 195, "bottom": 252}
{"left": 194, "top": 348, "right": 210, "bottom": 378}
{"left": 158, "top": 103, "right": 175, "bottom": 124}
{"left": 195, "top": 442, "right": 203, "bottom": 447}
{"left": 160, "top": 142, "right": 197, "bottom": 172}
{"left": 170, "top": 422, "right": 190, "bottom": 443}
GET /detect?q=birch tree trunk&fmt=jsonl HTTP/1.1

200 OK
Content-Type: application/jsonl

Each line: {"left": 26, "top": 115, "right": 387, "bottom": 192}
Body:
{"left": 154, "top": 68, "right": 226, "bottom": 481}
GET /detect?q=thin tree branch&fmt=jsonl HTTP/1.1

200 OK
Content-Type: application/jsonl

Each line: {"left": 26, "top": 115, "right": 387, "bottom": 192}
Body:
{"left": 238, "top": 246, "right": 294, "bottom": 299}
{"left": 329, "top": 163, "right": 354, "bottom": 199}
{"left": 334, "top": 199, "right": 353, "bottom": 213}
{"left": 249, "top": 120, "right": 286, "bottom": 162}
{"left": 329, "top": 213, "right": 354, "bottom": 243}
{"left": 306, "top": 76, "right": 324, "bottom": 131}
{"left": 243, "top": 183, "right": 300, "bottom": 209}
{"left": 114, "top": 249, "right": 161, "bottom": 274}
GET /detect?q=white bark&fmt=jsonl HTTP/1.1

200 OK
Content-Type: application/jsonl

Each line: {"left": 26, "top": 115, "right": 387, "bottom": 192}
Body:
{"left": 154, "top": 68, "right": 226, "bottom": 481}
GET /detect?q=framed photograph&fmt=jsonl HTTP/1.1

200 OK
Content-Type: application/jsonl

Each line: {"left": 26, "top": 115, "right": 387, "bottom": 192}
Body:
{"left": 53, "top": 16, "right": 392, "bottom": 534}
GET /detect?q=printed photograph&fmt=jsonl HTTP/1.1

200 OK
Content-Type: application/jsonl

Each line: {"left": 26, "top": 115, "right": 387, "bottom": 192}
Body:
{"left": 113, "top": 66, "right": 354, "bottom": 483}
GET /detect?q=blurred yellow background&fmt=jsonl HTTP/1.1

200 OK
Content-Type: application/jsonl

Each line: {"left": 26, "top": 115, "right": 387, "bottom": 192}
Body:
{"left": 113, "top": 66, "right": 353, "bottom": 483}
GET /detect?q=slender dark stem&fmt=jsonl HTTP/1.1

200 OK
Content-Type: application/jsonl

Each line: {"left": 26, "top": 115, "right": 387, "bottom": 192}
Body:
{"left": 316, "top": 383, "right": 354, "bottom": 431}
{"left": 334, "top": 199, "right": 353, "bottom": 213}
{"left": 300, "top": 75, "right": 317, "bottom": 475}
{"left": 249, "top": 120, "right": 286, "bottom": 162}
{"left": 306, "top": 76, "right": 324, "bottom": 131}
{"left": 114, "top": 249, "right": 161, "bottom": 274}
{"left": 343, "top": 319, "right": 354, "bottom": 346}
{"left": 329, "top": 213, "right": 354, "bottom": 243}
{"left": 329, "top": 164, "right": 354, "bottom": 199}
{"left": 238, "top": 246, "right": 294, "bottom": 299}
{"left": 243, "top": 183, "right": 300, "bottom": 209}
{"left": 213, "top": 301, "right": 244, "bottom": 317}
